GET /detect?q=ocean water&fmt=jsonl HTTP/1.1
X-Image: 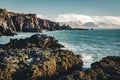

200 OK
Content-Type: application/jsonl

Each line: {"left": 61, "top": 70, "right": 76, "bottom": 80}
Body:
{"left": 0, "top": 29, "right": 120, "bottom": 68}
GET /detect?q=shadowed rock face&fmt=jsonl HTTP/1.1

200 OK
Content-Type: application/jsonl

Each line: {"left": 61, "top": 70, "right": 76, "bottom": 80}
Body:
{"left": 0, "top": 25, "right": 17, "bottom": 36}
{"left": 0, "top": 34, "right": 83, "bottom": 80}
{"left": 0, "top": 8, "right": 71, "bottom": 35}
{"left": 59, "top": 56, "right": 120, "bottom": 80}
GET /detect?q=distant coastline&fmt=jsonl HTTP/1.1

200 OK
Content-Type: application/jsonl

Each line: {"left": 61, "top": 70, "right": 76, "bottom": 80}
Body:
{"left": 0, "top": 8, "right": 71, "bottom": 36}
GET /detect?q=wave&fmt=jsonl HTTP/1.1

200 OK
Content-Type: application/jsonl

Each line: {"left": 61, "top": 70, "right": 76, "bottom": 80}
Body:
{"left": 59, "top": 42, "right": 110, "bottom": 68}
{"left": 60, "top": 42, "right": 96, "bottom": 68}
{"left": 81, "top": 53, "right": 93, "bottom": 68}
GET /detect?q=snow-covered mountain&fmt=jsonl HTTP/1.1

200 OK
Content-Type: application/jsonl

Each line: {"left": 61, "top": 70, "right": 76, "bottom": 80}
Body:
{"left": 53, "top": 14, "right": 120, "bottom": 29}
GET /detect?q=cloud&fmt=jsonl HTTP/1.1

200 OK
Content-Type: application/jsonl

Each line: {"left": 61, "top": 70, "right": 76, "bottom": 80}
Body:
{"left": 37, "top": 13, "right": 120, "bottom": 28}
{"left": 37, "top": 14, "right": 48, "bottom": 19}
{"left": 37, "top": 13, "right": 120, "bottom": 25}
{"left": 53, "top": 14, "right": 94, "bottom": 23}
{"left": 53, "top": 13, "right": 120, "bottom": 24}
{"left": 51, "top": 13, "right": 120, "bottom": 29}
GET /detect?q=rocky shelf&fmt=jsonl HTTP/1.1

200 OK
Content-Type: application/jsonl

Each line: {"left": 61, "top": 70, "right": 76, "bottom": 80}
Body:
{"left": 0, "top": 34, "right": 120, "bottom": 80}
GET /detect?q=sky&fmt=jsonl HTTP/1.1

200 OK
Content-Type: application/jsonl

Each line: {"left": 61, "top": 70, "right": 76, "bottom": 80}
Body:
{"left": 0, "top": 0, "right": 120, "bottom": 18}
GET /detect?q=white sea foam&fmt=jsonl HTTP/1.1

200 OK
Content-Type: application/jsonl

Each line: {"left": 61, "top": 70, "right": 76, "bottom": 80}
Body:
{"left": 60, "top": 42, "right": 105, "bottom": 68}
{"left": 59, "top": 42, "right": 80, "bottom": 52}
{"left": 81, "top": 53, "right": 94, "bottom": 68}
{"left": 60, "top": 42, "right": 94, "bottom": 68}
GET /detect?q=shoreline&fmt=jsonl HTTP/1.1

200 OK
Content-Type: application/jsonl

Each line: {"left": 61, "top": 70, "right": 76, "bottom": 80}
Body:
{"left": 0, "top": 34, "right": 120, "bottom": 80}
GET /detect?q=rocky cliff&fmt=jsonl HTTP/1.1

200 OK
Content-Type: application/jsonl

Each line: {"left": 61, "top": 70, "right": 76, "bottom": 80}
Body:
{"left": 0, "top": 9, "right": 71, "bottom": 36}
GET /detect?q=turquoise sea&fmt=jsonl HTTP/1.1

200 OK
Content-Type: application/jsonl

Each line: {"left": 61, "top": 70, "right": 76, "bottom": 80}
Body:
{"left": 0, "top": 29, "right": 120, "bottom": 68}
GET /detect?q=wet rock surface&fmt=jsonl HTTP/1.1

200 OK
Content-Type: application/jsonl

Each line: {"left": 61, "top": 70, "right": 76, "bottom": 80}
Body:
{"left": 59, "top": 56, "right": 120, "bottom": 80}
{"left": 0, "top": 34, "right": 83, "bottom": 80}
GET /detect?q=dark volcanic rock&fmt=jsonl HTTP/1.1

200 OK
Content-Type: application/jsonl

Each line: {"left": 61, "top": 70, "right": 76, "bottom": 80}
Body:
{"left": 0, "top": 34, "right": 83, "bottom": 80}
{"left": 0, "top": 34, "right": 64, "bottom": 49}
{"left": 0, "top": 25, "right": 17, "bottom": 36}
{"left": 59, "top": 56, "right": 120, "bottom": 80}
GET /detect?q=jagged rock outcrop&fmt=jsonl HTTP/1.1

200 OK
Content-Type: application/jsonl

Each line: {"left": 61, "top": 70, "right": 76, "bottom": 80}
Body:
{"left": 0, "top": 34, "right": 64, "bottom": 49}
{"left": 0, "top": 34, "right": 83, "bottom": 80}
{"left": 0, "top": 8, "right": 71, "bottom": 35}
{"left": 59, "top": 56, "right": 120, "bottom": 80}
